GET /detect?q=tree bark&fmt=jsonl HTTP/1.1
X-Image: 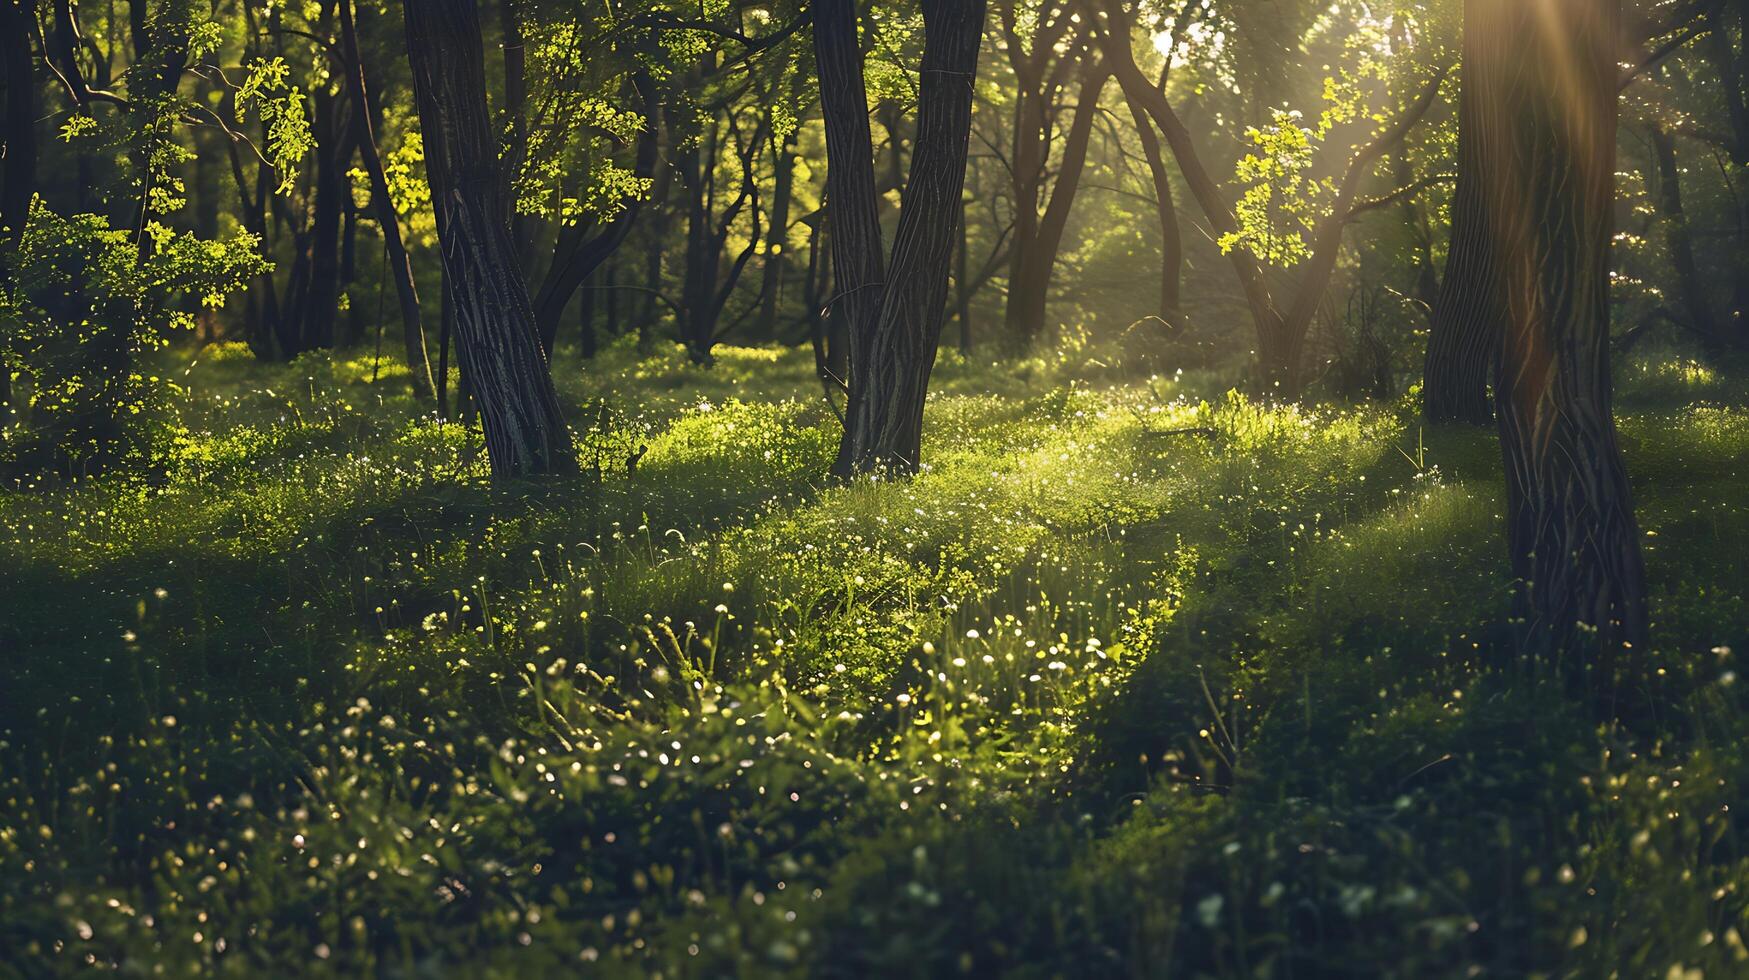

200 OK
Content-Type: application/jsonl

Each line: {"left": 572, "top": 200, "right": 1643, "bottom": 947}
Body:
{"left": 1476, "top": 0, "right": 1647, "bottom": 669}
{"left": 822, "top": 0, "right": 987, "bottom": 475}
{"left": 340, "top": 0, "right": 436, "bottom": 400}
{"left": 1, "top": 0, "right": 35, "bottom": 270}
{"left": 300, "top": 85, "right": 355, "bottom": 352}
{"left": 814, "top": 0, "right": 887, "bottom": 386}
{"left": 1, "top": 0, "right": 37, "bottom": 424}
{"left": 997, "top": 0, "right": 1087, "bottom": 349}
{"left": 1423, "top": 0, "right": 1506, "bottom": 425}
{"left": 402, "top": 0, "right": 574, "bottom": 477}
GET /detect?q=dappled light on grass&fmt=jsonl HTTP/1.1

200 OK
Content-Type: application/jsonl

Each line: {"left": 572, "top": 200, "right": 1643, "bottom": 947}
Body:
{"left": 1, "top": 343, "right": 1746, "bottom": 974}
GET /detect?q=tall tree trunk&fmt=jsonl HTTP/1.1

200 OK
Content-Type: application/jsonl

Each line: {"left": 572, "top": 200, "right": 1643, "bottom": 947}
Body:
{"left": 1093, "top": 0, "right": 1290, "bottom": 387}
{"left": 302, "top": 86, "right": 354, "bottom": 351}
{"left": 814, "top": 0, "right": 886, "bottom": 387}
{"left": 677, "top": 117, "right": 723, "bottom": 360}
{"left": 1, "top": 0, "right": 37, "bottom": 425}
{"left": 1423, "top": 0, "right": 1505, "bottom": 426}
{"left": 340, "top": 0, "right": 435, "bottom": 400}
{"left": 1003, "top": 55, "right": 1107, "bottom": 347}
{"left": 1702, "top": 3, "right": 1749, "bottom": 344}
{"left": 1646, "top": 121, "right": 1719, "bottom": 347}
{"left": 1477, "top": 0, "right": 1647, "bottom": 670}
{"left": 756, "top": 127, "right": 798, "bottom": 337}
{"left": 823, "top": 0, "right": 987, "bottom": 475}
{"left": 1127, "top": 97, "right": 1182, "bottom": 325}
{"left": 401, "top": 0, "right": 574, "bottom": 477}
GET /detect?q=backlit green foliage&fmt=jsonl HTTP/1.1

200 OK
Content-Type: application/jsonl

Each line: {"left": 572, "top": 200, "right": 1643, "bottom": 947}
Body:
{"left": 0, "top": 204, "right": 267, "bottom": 472}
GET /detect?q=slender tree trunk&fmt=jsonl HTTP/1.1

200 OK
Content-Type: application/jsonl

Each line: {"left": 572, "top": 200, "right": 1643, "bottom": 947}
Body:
{"left": 1127, "top": 97, "right": 1182, "bottom": 325}
{"left": 533, "top": 73, "right": 659, "bottom": 355}
{"left": 1476, "top": 0, "right": 1647, "bottom": 671}
{"left": 678, "top": 118, "right": 724, "bottom": 361}
{"left": 1094, "top": 0, "right": 1289, "bottom": 386}
{"left": 756, "top": 128, "right": 798, "bottom": 337}
{"left": 498, "top": 0, "right": 536, "bottom": 274}
{"left": 578, "top": 267, "right": 598, "bottom": 359}
{"left": 1004, "top": 54, "right": 1108, "bottom": 347}
{"left": 824, "top": 0, "right": 987, "bottom": 475}
{"left": 302, "top": 87, "right": 354, "bottom": 351}
{"left": 340, "top": 0, "right": 436, "bottom": 400}
{"left": 1646, "top": 121, "right": 1719, "bottom": 347}
{"left": 401, "top": 0, "right": 574, "bottom": 477}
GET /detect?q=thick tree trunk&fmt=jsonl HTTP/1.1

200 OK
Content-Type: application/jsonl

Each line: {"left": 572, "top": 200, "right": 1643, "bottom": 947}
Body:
{"left": 1477, "top": 0, "right": 1647, "bottom": 669}
{"left": 826, "top": 0, "right": 987, "bottom": 475}
{"left": 402, "top": 0, "right": 574, "bottom": 477}
{"left": 1, "top": 0, "right": 37, "bottom": 424}
{"left": 814, "top": 0, "right": 888, "bottom": 384}
{"left": 340, "top": 0, "right": 436, "bottom": 401}
{"left": 1, "top": 0, "right": 34, "bottom": 266}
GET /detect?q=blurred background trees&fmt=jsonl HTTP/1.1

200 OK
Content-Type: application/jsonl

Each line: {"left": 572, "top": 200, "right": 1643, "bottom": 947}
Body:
{"left": 0, "top": 0, "right": 1736, "bottom": 479}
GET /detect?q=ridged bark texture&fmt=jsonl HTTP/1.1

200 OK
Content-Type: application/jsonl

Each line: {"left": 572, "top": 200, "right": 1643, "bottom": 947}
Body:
{"left": 402, "top": 0, "right": 575, "bottom": 477}
{"left": 1478, "top": 0, "right": 1647, "bottom": 667}
{"left": 819, "top": 0, "right": 987, "bottom": 476}
{"left": 1423, "top": 0, "right": 1505, "bottom": 426}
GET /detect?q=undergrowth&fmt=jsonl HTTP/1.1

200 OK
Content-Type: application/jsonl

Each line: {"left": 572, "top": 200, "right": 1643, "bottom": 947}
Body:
{"left": 1, "top": 338, "right": 1746, "bottom": 977}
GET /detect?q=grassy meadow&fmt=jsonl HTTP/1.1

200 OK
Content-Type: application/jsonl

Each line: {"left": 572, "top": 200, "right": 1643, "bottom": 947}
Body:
{"left": 2, "top": 339, "right": 1747, "bottom": 976}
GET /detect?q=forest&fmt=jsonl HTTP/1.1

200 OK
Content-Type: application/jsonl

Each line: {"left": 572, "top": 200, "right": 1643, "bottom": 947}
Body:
{"left": 1, "top": 0, "right": 1747, "bottom": 974}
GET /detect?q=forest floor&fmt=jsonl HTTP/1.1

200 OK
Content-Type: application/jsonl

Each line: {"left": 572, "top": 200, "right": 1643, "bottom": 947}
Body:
{"left": 2, "top": 338, "right": 1748, "bottom": 976}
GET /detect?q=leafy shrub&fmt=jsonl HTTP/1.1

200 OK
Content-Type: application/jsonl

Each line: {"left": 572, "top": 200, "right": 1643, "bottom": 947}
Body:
{"left": 0, "top": 203, "right": 265, "bottom": 474}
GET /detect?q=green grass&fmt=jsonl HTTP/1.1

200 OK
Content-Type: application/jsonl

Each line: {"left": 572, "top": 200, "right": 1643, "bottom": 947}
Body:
{"left": 2, "top": 336, "right": 1746, "bottom": 976}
